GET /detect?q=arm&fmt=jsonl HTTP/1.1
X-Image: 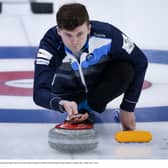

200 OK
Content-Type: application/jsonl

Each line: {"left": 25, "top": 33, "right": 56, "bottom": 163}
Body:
{"left": 33, "top": 49, "right": 62, "bottom": 111}
{"left": 33, "top": 27, "right": 63, "bottom": 111}
{"left": 119, "top": 44, "right": 148, "bottom": 112}
{"left": 110, "top": 30, "right": 148, "bottom": 112}
{"left": 33, "top": 28, "right": 79, "bottom": 116}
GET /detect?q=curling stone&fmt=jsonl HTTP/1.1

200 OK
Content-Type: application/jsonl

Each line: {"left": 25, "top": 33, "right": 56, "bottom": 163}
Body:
{"left": 48, "top": 121, "right": 98, "bottom": 153}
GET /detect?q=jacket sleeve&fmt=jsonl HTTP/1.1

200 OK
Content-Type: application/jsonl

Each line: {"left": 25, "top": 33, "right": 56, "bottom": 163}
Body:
{"left": 110, "top": 28, "right": 148, "bottom": 112}
{"left": 33, "top": 29, "right": 63, "bottom": 112}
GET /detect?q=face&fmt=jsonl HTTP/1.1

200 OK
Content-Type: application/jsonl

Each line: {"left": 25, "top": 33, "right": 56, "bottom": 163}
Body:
{"left": 57, "top": 22, "right": 91, "bottom": 54}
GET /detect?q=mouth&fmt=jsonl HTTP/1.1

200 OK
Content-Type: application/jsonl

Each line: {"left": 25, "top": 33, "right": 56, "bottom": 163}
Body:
{"left": 72, "top": 45, "right": 79, "bottom": 48}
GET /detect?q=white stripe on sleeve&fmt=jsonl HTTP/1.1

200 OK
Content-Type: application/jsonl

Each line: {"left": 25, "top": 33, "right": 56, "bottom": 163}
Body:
{"left": 37, "top": 48, "right": 53, "bottom": 60}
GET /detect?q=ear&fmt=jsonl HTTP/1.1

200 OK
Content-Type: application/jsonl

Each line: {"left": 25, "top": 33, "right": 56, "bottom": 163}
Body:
{"left": 88, "top": 24, "right": 91, "bottom": 34}
{"left": 56, "top": 26, "right": 61, "bottom": 36}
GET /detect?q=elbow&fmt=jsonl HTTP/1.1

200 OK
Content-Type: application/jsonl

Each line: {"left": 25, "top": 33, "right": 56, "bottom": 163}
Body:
{"left": 33, "top": 90, "right": 41, "bottom": 106}
{"left": 138, "top": 52, "right": 148, "bottom": 71}
{"left": 144, "top": 54, "right": 148, "bottom": 69}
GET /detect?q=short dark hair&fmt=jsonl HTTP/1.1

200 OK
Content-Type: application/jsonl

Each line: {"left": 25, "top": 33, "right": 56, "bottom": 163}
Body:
{"left": 56, "top": 3, "right": 89, "bottom": 30}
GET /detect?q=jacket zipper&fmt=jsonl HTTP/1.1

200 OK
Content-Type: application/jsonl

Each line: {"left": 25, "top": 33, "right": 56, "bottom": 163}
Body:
{"left": 79, "top": 52, "right": 88, "bottom": 93}
{"left": 65, "top": 52, "right": 88, "bottom": 93}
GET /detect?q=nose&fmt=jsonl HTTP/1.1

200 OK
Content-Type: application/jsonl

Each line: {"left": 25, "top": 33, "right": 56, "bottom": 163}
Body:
{"left": 71, "top": 37, "right": 78, "bottom": 45}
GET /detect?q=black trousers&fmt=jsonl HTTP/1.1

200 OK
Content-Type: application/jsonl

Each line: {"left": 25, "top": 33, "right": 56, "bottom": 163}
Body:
{"left": 87, "top": 61, "right": 134, "bottom": 113}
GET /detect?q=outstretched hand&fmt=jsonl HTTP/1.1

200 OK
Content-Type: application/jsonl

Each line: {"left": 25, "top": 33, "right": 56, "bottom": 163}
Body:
{"left": 59, "top": 100, "right": 89, "bottom": 123}
{"left": 59, "top": 100, "right": 78, "bottom": 116}
{"left": 119, "top": 109, "right": 136, "bottom": 130}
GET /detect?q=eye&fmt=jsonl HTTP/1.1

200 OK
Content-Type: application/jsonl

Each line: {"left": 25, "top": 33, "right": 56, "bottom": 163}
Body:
{"left": 65, "top": 33, "right": 72, "bottom": 38}
{"left": 77, "top": 32, "right": 83, "bottom": 37}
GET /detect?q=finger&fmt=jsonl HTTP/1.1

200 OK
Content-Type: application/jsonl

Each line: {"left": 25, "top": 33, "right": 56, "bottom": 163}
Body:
{"left": 81, "top": 113, "right": 88, "bottom": 120}
{"left": 64, "top": 104, "right": 73, "bottom": 116}
{"left": 73, "top": 114, "right": 87, "bottom": 123}
{"left": 84, "top": 113, "right": 89, "bottom": 119}
{"left": 69, "top": 116, "right": 80, "bottom": 123}
{"left": 80, "top": 115, "right": 86, "bottom": 121}
{"left": 69, "top": 114, "right": 83, "bottom": 123}
{"left": 69, "top": 114, "right": 82, "bottom": 121}
{"left": 70, "top": 101, "right": 78, "bottom": 115}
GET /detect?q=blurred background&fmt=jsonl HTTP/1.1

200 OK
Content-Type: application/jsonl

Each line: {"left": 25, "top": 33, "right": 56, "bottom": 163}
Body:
{"left": 0, "top": 0, "right": 168, "bottom": 49}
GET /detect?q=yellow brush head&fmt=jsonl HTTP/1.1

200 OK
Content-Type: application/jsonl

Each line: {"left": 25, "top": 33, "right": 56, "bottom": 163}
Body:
{"left": 115, "top": 130, "right": 152, "bottom": 143}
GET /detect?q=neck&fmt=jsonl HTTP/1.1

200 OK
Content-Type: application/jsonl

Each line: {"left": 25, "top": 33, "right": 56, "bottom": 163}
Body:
{"left": 73, "top": 50, "right": 82, "bottom": 57}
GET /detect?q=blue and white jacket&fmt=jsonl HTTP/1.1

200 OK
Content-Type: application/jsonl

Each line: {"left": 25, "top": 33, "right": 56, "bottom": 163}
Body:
{"left": 33, "top": 21, "right": 148, "bottom": 112}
